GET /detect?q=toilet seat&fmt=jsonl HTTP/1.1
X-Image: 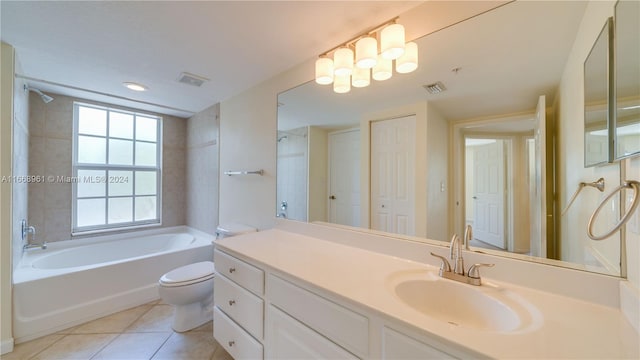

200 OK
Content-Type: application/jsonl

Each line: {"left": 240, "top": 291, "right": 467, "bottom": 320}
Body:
{"left": 159, "top": 261, "right": 215, "bottom": 288}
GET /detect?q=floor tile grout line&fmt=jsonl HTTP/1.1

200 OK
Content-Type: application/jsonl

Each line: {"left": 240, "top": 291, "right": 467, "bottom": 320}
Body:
{"left": 148, "top": 331, "right": 176, "bottom": 360}
{"left": 87, "top": 333, "right": 121, "bottom": 360}
{"left": 25, "top": 333, "right": 68, "bottom": 360}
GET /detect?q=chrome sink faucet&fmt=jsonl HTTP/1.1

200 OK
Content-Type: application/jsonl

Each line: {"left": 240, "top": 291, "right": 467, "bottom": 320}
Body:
{"left": 430, "top": 232, "right": 493, "bottom": 286}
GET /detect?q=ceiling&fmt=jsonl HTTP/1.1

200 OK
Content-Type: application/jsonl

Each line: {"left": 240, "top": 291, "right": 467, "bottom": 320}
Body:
{"left": 0, "top": 1, "right": 420, "bottom": 118}
{"left": 277, "top": 1, "right": 588, "bottom": 131}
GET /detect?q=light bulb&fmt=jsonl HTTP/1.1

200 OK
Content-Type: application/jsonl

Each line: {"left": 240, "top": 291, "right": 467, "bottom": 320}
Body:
{"left": 334, "top": 48, "right": 354, "bottom": 76}
{"left": 396, "top": 42, "right": 418, "bottom": 74}
{"left": 372, "top": 55, "right": 392, "bottom": 81}
{"left": 333, "top": 74, "right": 351, "bottom": 93}
{"left": 355, "top": 37, "right": 377, "bottom": 69}
{"left": 352, "top": 67, "right": 370, "bottom": 88}
{"left": 380, "top": 23, "right": 405, "bottom": 60}
{"left": 315, "top": 57, "right": 334, "bottom": 85}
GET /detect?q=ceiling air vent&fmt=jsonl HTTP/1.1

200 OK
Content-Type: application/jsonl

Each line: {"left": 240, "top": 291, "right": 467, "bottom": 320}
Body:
{"left": 177, "top": 72, "right": 209, "bottom": 87}
{"left": 423, "top": 81, "right": 446, "bottom": 94}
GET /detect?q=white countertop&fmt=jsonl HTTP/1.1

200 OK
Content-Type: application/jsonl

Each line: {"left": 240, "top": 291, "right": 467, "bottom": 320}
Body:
{"left": 216, "top": 229, "right": 639, "bottom": 359}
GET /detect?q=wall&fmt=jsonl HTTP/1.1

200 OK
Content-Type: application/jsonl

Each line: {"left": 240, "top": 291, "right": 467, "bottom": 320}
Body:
{"left": 307, "top": 126, "right": 328, "bottom": 222}
{"left": 556, "top": 0, "right": 621, "bottom": 274}
{"left": 219, "top": 60, "right": 310, "bottom": 230}
{"left": 426, "top": 103, "right": 449, "bottom": 241}
{"left": 186, "top": 103, "right": 219, "bottom": 235}
{"left": 217, "top": 0, "right": 507, "bottom": 232}
{"left": 1, "top": 41, "right": 15, "bottom": 355}
{"left": 12, "top": 58, "right": 29, "bottom": 268}
{"left": 28, "top": 94, "right": 187, "bottom": 243}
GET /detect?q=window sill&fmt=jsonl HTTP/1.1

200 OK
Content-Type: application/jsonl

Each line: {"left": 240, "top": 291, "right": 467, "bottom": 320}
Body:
{"left": 71, "top": 222, "right": 162, "bottom": 238}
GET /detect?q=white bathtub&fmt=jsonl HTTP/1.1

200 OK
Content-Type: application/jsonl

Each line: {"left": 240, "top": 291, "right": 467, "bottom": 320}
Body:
{"left": 13, "top": 226, "right": 214, "bottom": 343}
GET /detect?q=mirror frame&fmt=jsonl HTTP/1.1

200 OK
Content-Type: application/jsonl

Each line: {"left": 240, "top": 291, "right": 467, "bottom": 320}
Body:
{"left": 583, "top": 17, "right": 615, "bottom": 168}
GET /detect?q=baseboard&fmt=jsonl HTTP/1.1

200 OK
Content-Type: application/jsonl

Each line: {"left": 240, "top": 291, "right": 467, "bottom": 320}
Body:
{"left": 1, "top": 337, "right": 15, "bottom": 355}
{"left": 620, "top": 281, "right": 640, "bottom": 333}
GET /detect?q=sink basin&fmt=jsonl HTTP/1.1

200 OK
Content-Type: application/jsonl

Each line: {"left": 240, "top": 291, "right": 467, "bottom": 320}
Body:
{"left": 389, "top": 270, "right": 538, "bottom": 332}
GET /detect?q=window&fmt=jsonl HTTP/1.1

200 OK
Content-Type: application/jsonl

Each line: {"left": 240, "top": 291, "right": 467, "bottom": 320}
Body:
{"left": 72, "top": 103, "right": 162, "bottom": 233}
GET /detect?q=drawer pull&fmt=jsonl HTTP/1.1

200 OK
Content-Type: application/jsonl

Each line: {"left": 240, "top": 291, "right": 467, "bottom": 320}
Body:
{"left": 229, "top": 300, "right": 236, "bottom": 306}
{"left": 228, "top": 340, "right": 235, "bottom": 347}
{"left": 229, "top": 267, "right": 236, "bottom": 273}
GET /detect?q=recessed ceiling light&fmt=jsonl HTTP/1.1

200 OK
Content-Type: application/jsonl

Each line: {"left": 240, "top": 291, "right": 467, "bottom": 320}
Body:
{"left": 123, "top": 82, "right": 147, "bottom": 91}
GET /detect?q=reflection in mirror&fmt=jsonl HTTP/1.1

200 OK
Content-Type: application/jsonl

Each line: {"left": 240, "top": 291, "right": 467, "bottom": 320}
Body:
{"left": 584, "top": 18, "right": 613, "bottom": 167}
{"left": 277, "top": 1, "right": 629, "bottom": 276}
{"left": 615, "top": 0, "right": 640, "bottom": 160}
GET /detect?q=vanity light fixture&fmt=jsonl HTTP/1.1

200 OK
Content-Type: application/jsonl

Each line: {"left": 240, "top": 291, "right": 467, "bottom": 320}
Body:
{"left": 123, "top": 82, "right": 147, "bottom": 92}
{"left": 314, "top": 17, "right": 418, "bottom": 93}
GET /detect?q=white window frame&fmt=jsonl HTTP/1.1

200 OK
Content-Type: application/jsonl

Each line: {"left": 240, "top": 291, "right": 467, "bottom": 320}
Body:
{"left": 72, "top": 102, "right": 162, "bottom": 234}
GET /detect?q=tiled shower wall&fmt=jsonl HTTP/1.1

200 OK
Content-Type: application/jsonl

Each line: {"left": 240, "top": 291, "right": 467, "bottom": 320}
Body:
{"left": 186, "top": 103, "right": 219, "bottom": 235}
{"left": 28, "top": 94, "right": 187, "bottom": 243}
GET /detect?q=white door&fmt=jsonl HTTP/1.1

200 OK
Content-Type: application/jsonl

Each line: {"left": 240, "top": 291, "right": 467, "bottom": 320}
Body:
{"left": 328, "top": 129, "right": 360, "bottom": 227}
{"left": 370, "top": 116, "right": 416, "bottom": 235}
{"left": 530, "top": 95, "right": 547, "bottom": 257}
{"left": 471, "top": 139, "right": 506, "bottom": 248}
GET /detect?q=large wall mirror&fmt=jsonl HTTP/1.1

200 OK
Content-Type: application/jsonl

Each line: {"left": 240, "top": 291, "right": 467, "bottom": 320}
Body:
{"left": 615, "top": 0, "right": 640, "bottom": 160}
{"left": 277, "top": 1, "right": 635, "bottom": 276}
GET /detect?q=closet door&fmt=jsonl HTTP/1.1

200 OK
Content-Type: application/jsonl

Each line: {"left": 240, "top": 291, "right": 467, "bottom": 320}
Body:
{"left": 370, "top": 115, "right": 416, "bottom": 235}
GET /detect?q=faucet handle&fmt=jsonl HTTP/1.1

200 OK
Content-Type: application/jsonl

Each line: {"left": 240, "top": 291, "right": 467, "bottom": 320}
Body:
{"left": 467, "top": 263, "right": 494, "bottom": 279}
{"left": 430, "top": 252, "right": 452, "bottom": 274}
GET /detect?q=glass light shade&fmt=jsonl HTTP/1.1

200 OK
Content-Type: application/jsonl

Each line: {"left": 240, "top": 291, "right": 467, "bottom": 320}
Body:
{"left": 396, "top": 42, "right": 418, "bottom": 74}
{"left": 333, "top": 74, "right": 351, "bottom": 93}
{"left": 372, "top": 55, "right": 392, "bottom": 81}
{"left": 315, "top": 57, "right": 334, "bottom": 85}
{"left": 380, "top": 23, "right": 405, "bottom": 60}
{"left": 352, "top": 67, "right": 370, "bottom": 88}
{"left": 355, "top": 37, "right": 378, "bottom": 69}
{"left": 334, "top": 47, "right": 354, "bottom": 76}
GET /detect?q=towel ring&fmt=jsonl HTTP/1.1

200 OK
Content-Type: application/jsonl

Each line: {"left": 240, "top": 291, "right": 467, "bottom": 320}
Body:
{"left": 587, "top": 180, "right": 640, "bottom": 240}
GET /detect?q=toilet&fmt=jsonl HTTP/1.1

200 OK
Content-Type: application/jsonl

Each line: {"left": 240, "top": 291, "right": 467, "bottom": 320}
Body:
{"left": 158, "top": 223, "right": 256, "bottom": 332}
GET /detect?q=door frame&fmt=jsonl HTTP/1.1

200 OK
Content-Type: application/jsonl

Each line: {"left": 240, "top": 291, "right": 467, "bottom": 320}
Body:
{"left": 451, "top": 113, "right": 536, "bottom": 251}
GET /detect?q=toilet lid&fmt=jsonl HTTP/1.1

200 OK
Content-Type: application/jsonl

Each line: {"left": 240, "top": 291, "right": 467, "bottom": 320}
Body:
{"left": 160, "top": 261, "right": 215, "bottom": 286}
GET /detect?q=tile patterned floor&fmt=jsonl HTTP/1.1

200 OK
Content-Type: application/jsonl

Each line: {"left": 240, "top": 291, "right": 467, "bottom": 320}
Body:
{"left": 4, "top": 301, "right": 232, "bottom": 360}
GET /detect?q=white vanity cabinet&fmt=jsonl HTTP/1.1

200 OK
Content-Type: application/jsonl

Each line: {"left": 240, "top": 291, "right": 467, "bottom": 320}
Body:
{"left": 213, "top": 250, "right": 265, "bottom": 359}
{"left": 381, "top": 326, "right": 456, "bottom": 359}
{"left": 214, "top": 248, "right": 463, "bottom": 360}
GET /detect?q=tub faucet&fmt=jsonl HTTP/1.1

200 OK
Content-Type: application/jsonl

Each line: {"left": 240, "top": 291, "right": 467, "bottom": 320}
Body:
{"left": 22, "top": 220, "right": 46, "bottom": 250}
{"left": 429, "top": 232, "right": 494, "bottom": 286}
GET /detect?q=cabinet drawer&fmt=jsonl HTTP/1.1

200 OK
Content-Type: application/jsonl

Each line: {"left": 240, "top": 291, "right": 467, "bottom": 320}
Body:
{"left": 267, "top": 305, "right": 358, "bottom": 359}
{"left": 215, "top": 272, "right": 264, "bottom": 339}
{"left": 214, "top": 249, "right": 264, "bottom": 295}
{"left": 267, "top": 274, "right": 368, "bottom": 358}
{"left": 214, "top": 307, "right": 263, "bottom": 360}
{"left": 382, "top": 326, "right": 455, "bottom": 359}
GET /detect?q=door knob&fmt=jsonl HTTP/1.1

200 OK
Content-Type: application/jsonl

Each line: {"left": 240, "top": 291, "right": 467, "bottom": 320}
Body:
{"left": 329, "top": 195, "right": 336, "bottom": 200}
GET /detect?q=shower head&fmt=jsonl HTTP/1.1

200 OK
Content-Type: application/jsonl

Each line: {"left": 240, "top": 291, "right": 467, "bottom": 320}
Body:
{"left": 26, "top": 86, "right": 54, "bottom": 103}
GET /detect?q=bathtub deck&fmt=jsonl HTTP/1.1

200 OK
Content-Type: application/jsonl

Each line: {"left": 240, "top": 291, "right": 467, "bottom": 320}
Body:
{"left": 4, "top": 301, "right": 229, "bottom": 360}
